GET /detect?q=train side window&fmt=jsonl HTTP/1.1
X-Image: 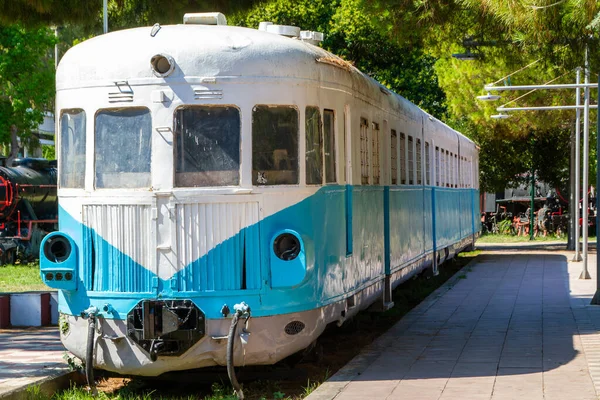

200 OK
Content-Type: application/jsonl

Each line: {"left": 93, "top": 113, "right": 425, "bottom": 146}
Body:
{"left": 400, "top": 133, "right": 406, "bottom": 184}
{"left": 440, "top": 148, "right": 445, "bottom": 187}
{"left": 390, "top": 130, "right": 398, "bottom": 185}
{"left": 455, "top": 154, "right": 459, "bottom": 188}
{"left": 360, "top": 118, "right": 369, "bottom": 185}
{"left": 324, "top": 109, "right": 336, "bottom": 183}
{"left": 445, "top": 150, "right": 450, "bottom": 187}
{"left": 174, "top": 106, "right": 240, "bottom": 187}
{"left": 416, "top": 138, "right": 422, "bottom": 185}
{"left": 252, "top": 105, "right": 299, "bottom": 185}
{"left": 372, "top": 122, "right": 380, "bottom": 185}
{"left": 450, "top": 153, "right": 454, "bottom": 188}
{"left": 60, "top": 109, "right": 86, "bottom": 188}
{"left": 435, "top": 146, "right": 440, "bottom": 186}
{"left": 305, "top": 106, "right": 323, "bottom": 185}
{"left": 408, "top": 135, "right": 414, "bottom": 185}
{"left": 425, "top": 142, "right": 430, "bottom": 186}
{"left": 95, "top": 108, "right": 151, "bottom": 189}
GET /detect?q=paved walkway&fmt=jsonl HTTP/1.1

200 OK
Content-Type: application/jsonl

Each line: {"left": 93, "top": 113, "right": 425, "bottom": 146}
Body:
{"left": 0, "top": 328, "right": 69, "bottom": 398}
{"left": 307, "top": 249, "right": 600, "bottom": 400}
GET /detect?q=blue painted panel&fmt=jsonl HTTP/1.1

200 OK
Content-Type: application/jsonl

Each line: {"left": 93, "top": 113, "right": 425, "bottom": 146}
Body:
{"left": 270, "top": 230, "right": 306, "bottom": 287}
{"left": 345, "top": 185, "right": 353, "bottom": 255}
{"left": 48, "top": 185, "right": 479, "bottom": 321}
{"left": 389, "top": 187, "right": 425, "bottom": 270}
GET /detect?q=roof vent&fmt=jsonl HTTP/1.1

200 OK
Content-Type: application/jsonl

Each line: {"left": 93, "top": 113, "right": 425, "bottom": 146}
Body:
{"left": 300, "top": 30, "right": 324, "bottom": 45}
{"left": 259, "top": 22, "right": 301, "bottom": 38}
{"left": 183, "top": 12, "right": 227, "bottom": 26}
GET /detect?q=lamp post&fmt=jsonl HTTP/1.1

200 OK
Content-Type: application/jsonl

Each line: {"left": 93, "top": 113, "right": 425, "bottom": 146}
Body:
{"left": 483, "top": 77, "right": 597, "bottom": 280}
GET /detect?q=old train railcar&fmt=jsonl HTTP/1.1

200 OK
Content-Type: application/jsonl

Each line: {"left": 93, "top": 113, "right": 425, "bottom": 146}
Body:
{"left": 0, "top": 158, "right": 57, "bottom": 263}
{"left": 40, "top": 13, "right": 480, "bottom": 392}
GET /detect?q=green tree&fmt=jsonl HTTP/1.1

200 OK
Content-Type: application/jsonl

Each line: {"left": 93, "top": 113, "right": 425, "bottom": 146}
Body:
{"left": 0, "top": 25, "right": 56, "bottom": 164}
{"left": 232, "top": 0, "right": 447, "bottom": 117}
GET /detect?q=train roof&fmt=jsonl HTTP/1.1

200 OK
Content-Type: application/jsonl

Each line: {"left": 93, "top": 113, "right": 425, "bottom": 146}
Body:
{"left": 57, "top": 20, "right": 475, "bottom": 148}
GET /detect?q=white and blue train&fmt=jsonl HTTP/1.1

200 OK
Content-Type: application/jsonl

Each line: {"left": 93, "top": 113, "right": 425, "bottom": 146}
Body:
{"left": 41, "top": 12, "right": 480, "bottom": 386}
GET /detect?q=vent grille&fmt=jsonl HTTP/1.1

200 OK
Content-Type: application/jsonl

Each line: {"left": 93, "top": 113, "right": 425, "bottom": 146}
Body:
{"left": 175, "top": 201, "right": 261, "bottom": 291}
{"left": 284, "top": 321, "right": 305, "bottom": 335}
{"left": 194, "top": 88, "right": 223, "bottom": 100}
{"left": 108, "top": 92, "right": 134, "bottom": 102}
{"left": 83, "top": 204, "right": 152, "bottom": 292}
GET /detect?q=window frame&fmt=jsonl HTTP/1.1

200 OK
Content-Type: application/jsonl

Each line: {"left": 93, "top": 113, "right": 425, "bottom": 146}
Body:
{"left": 173, "top": 104, "right": 241, "bottom": 188}
{"left": 252, "top": 104, "right": 300, "bottom": 186}
{"left": 323, "top": 109, "right": 337, "bottom": 184}
{"left": 94, "top": 107, "right": 152, "bottom": 190}
{"left": 59, "top": 108, "right": 87, "bottom": 189}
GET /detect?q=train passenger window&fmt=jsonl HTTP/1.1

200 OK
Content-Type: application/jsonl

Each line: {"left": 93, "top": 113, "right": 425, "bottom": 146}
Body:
{"left": 440, "top": 149, "right": 446, "bottom": 187}
{"left": 360, "top": 118, "right": 369, "bottom": 185}
{"left": 252, "top": 105, "right": 299, "bottom": 185}
{"left": 455, "top": 154, "right": 459, "bottom": 188}
{"left": 416, "top": 139, "right": 422, "bottom": 185}
{"left": 445, "top": 150, "right": 450, "bottom": 187}
{"left": 305, "top": 106, "right": 323, "bottom": 185}
{"left": 372, "top": 122, "right": 380, "bottom": 185}
{"left": 408, "top": 136, "right": 414, "bottom": 185}
{"left": 400, "top": 133, "right": 406, "bottom": 184}
{"left": 324, "top": 109, "right": 337, "bottom": 183}
{"left": 174, "top": 106, "right": 240, "bottom": 187}
{"left": 390, "top": 130, "right": 398, "bottom": 185}
{"left": 425, "top": 142, "right": 430, "bottom": 186}
{"left": 60, "top": 109, "right": 86, "bottom": 188}
{"left": 435, "top": 146, "right": 440, "bottom": 186}
{"left": 95, "top": 108, "right": 151, "bottom": 189}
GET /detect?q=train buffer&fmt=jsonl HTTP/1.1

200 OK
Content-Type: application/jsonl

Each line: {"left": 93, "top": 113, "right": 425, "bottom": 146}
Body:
{"left": 307, "top": 249, "right": 600, "bottom": 400}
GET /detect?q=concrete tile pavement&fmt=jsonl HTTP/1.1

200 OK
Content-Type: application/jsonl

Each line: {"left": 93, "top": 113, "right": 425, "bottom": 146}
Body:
{"left": 306, "top": 249, "right": 600, "bottom": 400}
{"left": 0, "top": 327, "right": 70, "bottom": 398}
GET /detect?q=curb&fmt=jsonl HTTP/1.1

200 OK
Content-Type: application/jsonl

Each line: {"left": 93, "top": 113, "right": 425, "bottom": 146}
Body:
{"left": 0, "top": 291, "right": 58, "bottom": 328}
{"left": 0, "top": 370, "right": 83, "bottom": 400}
{"left": 305, "top": 255, "right": 481, "bottom": 400}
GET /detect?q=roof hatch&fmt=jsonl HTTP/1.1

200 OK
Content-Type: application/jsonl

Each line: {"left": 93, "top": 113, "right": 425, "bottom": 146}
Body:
{"left": 183, "top": 12, "right": 227, "bottom": 26}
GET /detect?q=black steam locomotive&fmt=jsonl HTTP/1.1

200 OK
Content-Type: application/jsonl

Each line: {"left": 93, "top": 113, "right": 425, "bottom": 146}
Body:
{"left": 0, "top": 158, "right": 57, "bottom": 264}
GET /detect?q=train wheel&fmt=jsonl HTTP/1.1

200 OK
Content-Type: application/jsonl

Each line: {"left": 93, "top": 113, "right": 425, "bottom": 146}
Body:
{"left": 2, "top": 249, "right": 15, "bottom": 265}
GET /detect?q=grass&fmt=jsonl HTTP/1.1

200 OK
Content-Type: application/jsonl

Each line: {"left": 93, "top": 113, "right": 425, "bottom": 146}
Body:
{"left": 0, "top": 261, "right": 50, "bottom": 293}
{"left": 476, "top": 233, "right": 570, "bottom": 244}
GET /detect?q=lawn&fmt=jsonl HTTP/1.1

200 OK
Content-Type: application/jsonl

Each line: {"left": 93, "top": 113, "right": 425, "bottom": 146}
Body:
{"left": 0, "top": 262, "right": 50, "bottom": 292}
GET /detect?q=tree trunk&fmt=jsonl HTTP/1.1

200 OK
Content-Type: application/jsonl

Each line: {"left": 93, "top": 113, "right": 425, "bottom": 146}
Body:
{"left": 567, "top": 127, "right": 576, "bottom": 250}
{"left": 7, "top": 124, "right": 19, "bottom": 167}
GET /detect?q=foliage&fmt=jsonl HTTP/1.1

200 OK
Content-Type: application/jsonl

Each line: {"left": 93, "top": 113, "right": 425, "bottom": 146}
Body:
{"left": 42, "top": 144, "right": 55, "bottom": 160}
{"left": 0, "top": 25, "right": 56, "bottom": 164}
{"left": 231, "top": 0, "right": 447, "bottom": 118}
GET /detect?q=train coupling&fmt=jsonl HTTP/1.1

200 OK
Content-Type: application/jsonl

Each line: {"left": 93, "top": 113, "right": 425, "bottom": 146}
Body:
{"left": 80, "top": 306, "right": 99, "bottom": 319}
{"left": 126, "top": 300, "right": 206, "bottom": 361}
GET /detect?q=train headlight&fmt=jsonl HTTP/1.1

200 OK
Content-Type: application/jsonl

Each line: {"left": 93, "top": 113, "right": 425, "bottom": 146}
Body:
{"left": 43, "top": 235, "right": 71, "bottom": 263}
{"left": 270, "top": 230, "right": 306, "bottom": 288}
{"left": 273, "top": 233, "right": 301, "bottom": 261}
{"left": 40, "top": 232, "right": 78, "bottom": 291}
{"left": 150, "top": 54, "right": 175, "bottom": 77}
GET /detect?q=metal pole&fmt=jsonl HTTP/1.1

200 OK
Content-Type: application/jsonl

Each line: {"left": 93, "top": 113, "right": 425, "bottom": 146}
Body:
{"left": 486, "top": 83, "right": 598, "bottom": 91}
{"left": 581, "top": 44, "right": 591, "bottom": 280}
{"left": 497, "top": 105, "right": 598, "bottom": 111}
{"left": 103, "top": 0, "right": 108, "bottom": 34}
{"left": 530, "top": 167, "right": 535, "bottom": 241}
{"left": 574, "top": 68, "right": 582, "bottom": 261}
{"left": 592, "top": 73, "right": 600, "bottom": 304}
